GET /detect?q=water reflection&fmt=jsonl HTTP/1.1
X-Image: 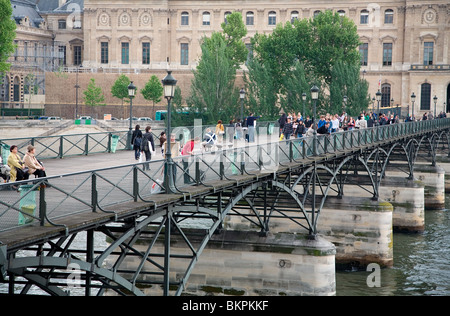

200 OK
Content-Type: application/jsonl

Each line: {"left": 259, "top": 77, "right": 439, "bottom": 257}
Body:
{"left": 336, "top": 208, "right": 450, "bottom": 296}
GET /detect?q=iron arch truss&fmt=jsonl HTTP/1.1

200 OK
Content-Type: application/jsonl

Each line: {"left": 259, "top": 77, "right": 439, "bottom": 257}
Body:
{"left": 2, "top": 120, "right": 450, "bottom": 296}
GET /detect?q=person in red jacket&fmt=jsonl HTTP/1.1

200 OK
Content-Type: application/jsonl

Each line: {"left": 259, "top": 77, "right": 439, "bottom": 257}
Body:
{"left": 182, "top": 137, "right": 200, "bottom": 184}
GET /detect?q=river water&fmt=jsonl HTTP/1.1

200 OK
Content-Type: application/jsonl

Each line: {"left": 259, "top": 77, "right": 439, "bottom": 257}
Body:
{"left": 336, "top": 202, "right": 450, "bottom": 296}
{"left": 2, "top": 199, "right": 448, "bottom": 296}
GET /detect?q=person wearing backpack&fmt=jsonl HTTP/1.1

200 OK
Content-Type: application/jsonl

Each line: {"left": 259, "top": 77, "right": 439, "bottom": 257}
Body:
{"left": 140, "top": 125, "right": 155, "bottom": 170}
{"left": 131, "top": 124, "right": 143, "bottom": 160}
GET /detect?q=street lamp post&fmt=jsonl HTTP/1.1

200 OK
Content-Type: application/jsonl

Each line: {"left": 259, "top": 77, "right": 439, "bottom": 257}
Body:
{"left": 161, "top": 71, "right": 177, "bottom": 194}
{"left": 433, "top": 95, "right": 438, "bottom": 119}
{"left": 310, "top": 85, "right": 319, "bottom": 156}
{"left": 411, "top": 92, "right": 416, "bottom": 122}
{"left": 239, "top": 88, "right": 245, "bottom": 123}
{"left": 309, "top": 84, "right": 319, "bottom": 239}
{"left": 74, "top": 65, "right": 82, "bottom": 119}
{"left": 126, "top": 81, "right": 136, "bottom": 150}
{"left": 376, "top": 89, "right": 381, "bottom": 123}
{"left": 302, "top": 92, "right": 306, "bottom": 119}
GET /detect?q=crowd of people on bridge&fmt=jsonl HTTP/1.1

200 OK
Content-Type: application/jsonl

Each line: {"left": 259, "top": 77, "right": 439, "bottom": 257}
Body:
{"left": 278, "top": 109, "right": 448, "bottom": 140}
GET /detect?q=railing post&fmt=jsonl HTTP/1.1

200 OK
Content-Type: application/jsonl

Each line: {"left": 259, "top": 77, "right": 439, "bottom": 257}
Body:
{"left": 219, "top": 151, "right": 224, "bottom": 180}
{"left": 91, "top": 173, "right": 97, "bottom": 212}
{"left": 59, "top": 136, "right": 64, "bottom": 158}
{"left": 107, "top": 133, "right": 112, "bottom": 153}
{"left": 133, "top": 166, "right": 138, "bottom": 202}
{"left": 289, "top": 140, "right": 293, "bottom": 162}
{"left": 39, "top": 184, "right": 46, "bottom": 226}
{"left": 84, "top": 134, "right": 89, "bottom": 155}
{"left": 195, "top": 155, "right": 200, "bottom": 184}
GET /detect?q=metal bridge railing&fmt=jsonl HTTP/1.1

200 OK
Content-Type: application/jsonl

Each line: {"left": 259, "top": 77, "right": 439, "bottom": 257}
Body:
{"left": 0, "top": 118, "right": 449, "bottom": 233}
{"left": 0, "top": 121, "right": 276, "bottom": 160}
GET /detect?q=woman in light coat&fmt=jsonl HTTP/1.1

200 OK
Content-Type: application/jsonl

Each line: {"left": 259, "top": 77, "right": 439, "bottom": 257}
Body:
{"left": 23, "top": 145, "right": 46, "bottom": 178}
{"left": 7, "top": 145, "right": 27, "bottom": 182}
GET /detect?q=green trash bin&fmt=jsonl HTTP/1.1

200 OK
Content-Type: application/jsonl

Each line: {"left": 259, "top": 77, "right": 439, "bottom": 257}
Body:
{"left": 1, "top": 143, "right": 10, "bottom": 164}
{"left": 110, "top": 134, "right": 119, "bottom": 153}
{"left": 268, "top": 123, "right": 275, "bottom": 135}
{"left": 18, "top": 185, "right": 38, "bottom": 225}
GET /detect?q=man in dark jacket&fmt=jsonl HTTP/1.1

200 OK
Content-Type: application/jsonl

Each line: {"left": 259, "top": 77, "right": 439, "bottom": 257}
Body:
{"left": 282, "top": 117, "right": 294, "bottom": 139}
{"left": 317, "top": 121, "right": 330, "bottom": 135}
{"left": 295, "top": 120, "right": 307, "bottom": 137}
{"left": 140, "top": 125, "right": 155, "bottom": 170}
{"left": 278, "top": 113, "right": 287, "bottom": 136}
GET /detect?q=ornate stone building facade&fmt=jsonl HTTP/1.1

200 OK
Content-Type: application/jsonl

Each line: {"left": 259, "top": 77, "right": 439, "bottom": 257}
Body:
{"left": 3, "top": 0, "right": 450, "bottom": 117}
{"left": 82, "top": 0, "right": 450, "bottom": 115}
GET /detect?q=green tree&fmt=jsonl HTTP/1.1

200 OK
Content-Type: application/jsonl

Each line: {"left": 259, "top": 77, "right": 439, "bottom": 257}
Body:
{"left": 309, "top": 10, "right": 361, "bottom": 84}
{"left": 280, "top": 61, "right": 311, "bottom": 117}
{"left": 111, "top": 74, "right": 130, "bottom": 118}
{"left": 247, "top": 10, "right": 362, "bottom": 117}
{"left": 329, "top": 61, "right": 370, "bottom": 116}
{"left": 84, "top": 78, "right": 106, "bottom": 118}
{"left": 141, "top": 74, "right": 163, "bottom": 115}
{"left": 0, "top": 0, "right": 17, "bottom": 73}
{"left": 244, "top": 58, "right": 279, "bottom": 120}
{"left": 186, "top": 33, "right": 239, "bottom": 125}
{"left": 220, "top": 12, "right": 248, "bottom": 70}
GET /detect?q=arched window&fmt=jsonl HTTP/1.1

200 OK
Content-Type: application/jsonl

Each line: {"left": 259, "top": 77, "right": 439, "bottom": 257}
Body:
{"left": 337, "top": 10, "right": 346, "bottom": 17}
{"left": 13, "top": 76, "right": 20, "bottom": 102}
{"left": 268, "top": 11, "right": 276, "bottom": 25}
{"left": 246, "top": 11, "right": 254, "bottom": 25}
{"left": 381, "top": 83, "right": 391, "bottom": 107}
{"left": 202, "top": 12, "right": 210, "bottom": 25}
{"left": 313, "top": 10, "right": 321, "bottom": 18}
{"left": 384, "top": 9, "right": 394, "bottom": 24}
{"left": 224, "top": 11, "right": 231, "bottom": 24}
{"left": 291, "top": 11, "right": 299, "bottom": 23}
{"left": 181, "top": 12, "right": 189, "bottom": 25}
{"left": 360, "top": 10, "right": 369, "bottom": 24}
{"left": 420, "top": 83, "right": 431, "bottom": 110}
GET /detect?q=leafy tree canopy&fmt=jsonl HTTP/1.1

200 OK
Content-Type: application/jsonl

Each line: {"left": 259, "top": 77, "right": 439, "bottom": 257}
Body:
{"left": 0, "top": 0, "right": 17, "bottom": 73}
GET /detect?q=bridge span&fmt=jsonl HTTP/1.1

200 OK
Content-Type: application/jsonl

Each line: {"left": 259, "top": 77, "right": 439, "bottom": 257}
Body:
{"left": 1, "top": 119, "right": 450, "bottom": 295}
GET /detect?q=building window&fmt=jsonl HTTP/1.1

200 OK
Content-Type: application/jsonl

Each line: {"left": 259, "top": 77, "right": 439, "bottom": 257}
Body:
{"left": 58, "top": 45, "right": 66, "bottom": 66}
{"left": 224, "top": 11, "right": 231, "bottom": 24}
{"left": 101, "top": 42, "right": 108, "bottom": 64}
{"left": 246, "top": 12, "right": 254, "bottom": 26}
{"left": 291, "top": 11, "right": 299, "bottom": 23}
{"left": 337, "top": 10, "right": 346, "bottom": 17}
{"left": 58, "top": 19, "right": 66, "bottom": 29}
{"left": 14, "top": 40, "right": 18, "bottom": 61}
{"left": 383, "top": 43, "right": 392, "bottom": 66}
{"left": 359, "top": 43, "right": 368, "bottom": 66}
{"left": 360, "top": 10, "right": 369, "bottom": 24}
{"left": 121, "top": 42, "right": 129, "bottom": 64}
{"left": 24, "top": 42, "right": 28, "bottom": 62}
{"left": 423, "top": 42, "right": 434, "bottom": 65}
{"left": 202, "top": 12, "right": 210, "bottom": 26}
{"left": 381, "top": 83, "right": 391, "bottom": 107}
{"left": 181, "top": 12, "right": 189, "bottom": 26}
{"left": 313, "top": 10, "right": 321, "bottom": 19}
{"left": 268, "top": 11, "right": 276, "bottom": 25}
{"left": 181, "top": 43, "right": 189, "bottom": 65}
{"left": 420, "top": 83, "right": 431, "bottom": 110}
{"left": 34, "top": 43, "right": 38, "bottom": 62}
{"left": 142, "top": 42, "right": 150, "bottom": 64}
{"left": 74, "top": 46, "right": 82, "bottom": 65}
{"left": 384, "top": 9, "right": 394, "bottom": 24}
